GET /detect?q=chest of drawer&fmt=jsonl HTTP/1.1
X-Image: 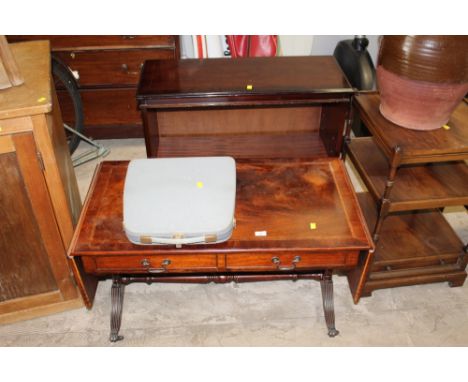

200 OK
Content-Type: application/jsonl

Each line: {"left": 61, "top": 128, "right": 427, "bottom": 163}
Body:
{"left": 8, "top": 35, "right": 176, "bottom": 50}
{"left": 57, "top": 88, "right": 142, "bottom": 136}
{"left": 225, "top": 252, "right": 359, "bottom": 271}
{"left": 82, "top": 254, "right": 218, "bottom": 274}
{"left": 54, "top": 49, "right": 175, "bottom": 87}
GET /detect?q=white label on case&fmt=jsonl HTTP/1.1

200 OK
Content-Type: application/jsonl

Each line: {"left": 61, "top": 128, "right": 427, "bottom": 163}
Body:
{"left": 255, "top": 231, "right": 267, "bottom": 237}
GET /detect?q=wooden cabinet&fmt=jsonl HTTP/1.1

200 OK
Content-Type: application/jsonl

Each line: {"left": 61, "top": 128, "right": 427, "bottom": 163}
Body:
{"left": 0, "top": 41, "right": 83, "bottom": 324}
{"left": 7, "top": 35, "right": 179, "bottom": 139}
{"left": 346, "top": 93, "right": 468, "bottom": 301}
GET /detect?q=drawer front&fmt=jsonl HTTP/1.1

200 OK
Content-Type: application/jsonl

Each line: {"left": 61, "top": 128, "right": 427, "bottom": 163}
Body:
{"left": 58, "top": 87, "right": 140, "bottom": 127}
{"left": 8, "top": 35, "right": 176, "bottom": 50}
{"left": 226, "top": 252, "right": 358, "bottom": 271}
{"left": 86, "top": 255, "right": 218, "bottom": 274}
{"left": 54, "top": 49, "right": 175, "bottom": 87}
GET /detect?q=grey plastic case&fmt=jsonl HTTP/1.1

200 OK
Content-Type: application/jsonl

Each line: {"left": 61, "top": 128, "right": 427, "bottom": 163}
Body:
{"left": 123, "top": 157, "right": 236, "bottom": 247}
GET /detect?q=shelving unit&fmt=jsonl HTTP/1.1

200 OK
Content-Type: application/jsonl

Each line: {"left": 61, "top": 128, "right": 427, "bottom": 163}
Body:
{"left": 346, "top": 93, "right": 468, "bottom": 301}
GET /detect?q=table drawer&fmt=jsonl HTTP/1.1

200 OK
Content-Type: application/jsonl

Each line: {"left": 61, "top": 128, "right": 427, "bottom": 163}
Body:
{"left": 83, "top": 255, "right": 218, "bottom": 274}
{"left": 225, "top": 252, "right": 358, "bottom": 271}
{"left": 54, "top": 49, "right": 175, "bottom": 87}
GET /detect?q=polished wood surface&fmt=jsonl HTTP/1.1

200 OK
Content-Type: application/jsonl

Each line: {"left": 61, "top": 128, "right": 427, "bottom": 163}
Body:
{"left": 72, "top": 159, "right": 370, "bottom": 255}
{"left": 0, "top": 42, "right": 82, "bottom": 323}
{"left": 53, "top": 49, "right": 175, "bottom": 87}
{"left": 7, "top": 35, "right": 177, "bottom": 51}
{"left": 138, "top": 56, "right": 352, "bottom": 158}
{"left": 138, "top": 56, "right": 352, "bottom": 101}
{"left": 346, "top": 92, "right": 468, "bottom": 299}
{"left": 347, "top": 137, "right": 468, "bottom": 211}
{"left": 354, "top": 93, "right": 468, "bottom": 163}
{"left": 356, "top": 193, "right": 466, "bottom": 295}
{"left": 57, "top": 87, "right": 144, "bottom": 138}
{"left": 69, "top": 159, "right": 372, "bottom": 307}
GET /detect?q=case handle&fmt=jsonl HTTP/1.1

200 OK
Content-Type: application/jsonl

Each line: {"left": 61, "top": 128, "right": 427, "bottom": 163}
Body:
{"left": 140, "top": 235, "right": 209, "bottom": 247}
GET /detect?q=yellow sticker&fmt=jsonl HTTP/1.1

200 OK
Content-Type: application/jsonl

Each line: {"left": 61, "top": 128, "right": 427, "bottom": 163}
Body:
{"left": 37, "top": 97, "right": 46, "bottom": 103}
{"left": 0, "top": 127, "right": 2, "bottom": 132}
{"left": 196, "top": 181, "right": 204, "bottom": 188}
{"left": 246, "top": 84, "right": 253, "bottom": 90}
{"left": 310, "top": 222, "right": 317, "bottom": 230}
{"left": 442, "top": 124, "right": 450, "bottom": 130}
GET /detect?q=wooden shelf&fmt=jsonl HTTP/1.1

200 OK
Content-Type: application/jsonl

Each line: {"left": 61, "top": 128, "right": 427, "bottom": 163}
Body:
{"left": 354, "top": 94, "right": 468, "bottom": 164}
{"left": 348, "top": 137, "right": 468, "bottom": 212}
{"left": 157, "top": 132, "right": 328, "bottom": 159}
{"left": 358, "top": 192, "right": 464, "bottom": 267}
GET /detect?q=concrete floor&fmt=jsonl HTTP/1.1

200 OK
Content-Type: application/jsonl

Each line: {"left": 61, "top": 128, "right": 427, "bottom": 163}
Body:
{"left": 0, "top": 138, "right": 467, "bottom": 346}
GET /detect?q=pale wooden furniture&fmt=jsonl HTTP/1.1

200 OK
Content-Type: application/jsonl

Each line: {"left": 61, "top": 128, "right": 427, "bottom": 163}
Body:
{"left": 0, "top": 35, "right": 24, "bottom": 89}
{"left": 0, "top": 41, "right": 83, "bottom": 324}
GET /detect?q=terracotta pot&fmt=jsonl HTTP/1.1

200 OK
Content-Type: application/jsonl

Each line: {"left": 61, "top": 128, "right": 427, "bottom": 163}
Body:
{"left": 377, "top": 35, "right": 468, "bottom": 131}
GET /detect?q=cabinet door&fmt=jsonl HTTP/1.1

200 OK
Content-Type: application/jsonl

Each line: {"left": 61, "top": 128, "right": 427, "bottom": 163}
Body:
{"left": 0, "top": 133, "right": 78, "bottom": 319}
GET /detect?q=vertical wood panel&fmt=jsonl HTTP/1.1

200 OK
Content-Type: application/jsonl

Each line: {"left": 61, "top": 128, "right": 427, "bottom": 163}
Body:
{"left": 13, "top": 133, "right": 78, "bottom": 301}
{"left": 0, "top": 151, "right": 57, "bottom": 301}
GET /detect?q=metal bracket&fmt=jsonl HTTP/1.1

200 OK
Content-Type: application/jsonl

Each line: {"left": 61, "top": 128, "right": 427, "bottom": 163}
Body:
{"left": 64, "top": 123, "right": 110, "bottom": 167}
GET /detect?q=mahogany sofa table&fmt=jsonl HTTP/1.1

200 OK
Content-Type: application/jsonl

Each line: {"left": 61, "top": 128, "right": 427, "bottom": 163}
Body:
{"left": 68, "top": 158, "right": 372, "bottom": 342}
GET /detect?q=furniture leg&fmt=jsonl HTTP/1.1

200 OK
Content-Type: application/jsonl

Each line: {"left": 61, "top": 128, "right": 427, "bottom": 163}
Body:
{"left": 320, "top": 270, "right": 339, "bottom": 337}
{"left": 110, "top": 275, "right": 125, "bottom": 342}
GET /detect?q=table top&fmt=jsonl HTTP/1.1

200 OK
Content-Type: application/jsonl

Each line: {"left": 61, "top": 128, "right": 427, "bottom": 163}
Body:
{"left": 69, "top": 159, "right": 372, "bottom": 257}
{"left": 137, "top": 56, "right": 353, "bottom": 107}
{"left": 354, "top": 93, "right": 468, "bottom": 164}
{"left": 0, "top": 41, "right": 52, "bottom": 120}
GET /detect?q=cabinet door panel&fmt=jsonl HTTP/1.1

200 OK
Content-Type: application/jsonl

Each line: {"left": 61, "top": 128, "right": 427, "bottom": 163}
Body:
{"left": 0, "top": 150, "right": 57, "bottom": 301}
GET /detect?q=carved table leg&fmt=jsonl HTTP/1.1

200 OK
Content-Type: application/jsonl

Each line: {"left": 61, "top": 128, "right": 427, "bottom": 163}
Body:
{"left": 320, "top": 270, "right": 339, "bottom": 337}
{"left": 110, "top": 275, "right": 125, "bottom": 342}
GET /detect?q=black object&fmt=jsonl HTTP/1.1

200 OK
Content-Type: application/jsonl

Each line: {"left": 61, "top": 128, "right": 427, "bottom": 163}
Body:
{"left": 334, "top": 36, "right": 376, "bottom": 136}
{"left": 333, "top": 36, "right": 375, "bottom": 90}
{"left": 52, "top": 56, "right": 84, "bottom": 154}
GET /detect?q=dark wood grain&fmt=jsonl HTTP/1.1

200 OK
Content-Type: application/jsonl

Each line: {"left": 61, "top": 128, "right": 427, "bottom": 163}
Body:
{"left": 0, "top": 151, "right": 57, "bottom": 301}
{"left": 138, "top": 56, "right": 352, "bottom": 158}
{"left": 156, "top": 133, "right": 327, "bottom": 159}
{"left": 57, "top": 88, "right": 143, "bottom": 138}
{"left": 70, "top": 159, "right": 371, "bottom": 259}
{"left": 54, "top": 49, "right": 175, "bottom": 87}
{"left": 138, "top": 56, "right": 352, "bottom": 105}
{"left": 319, "top": 103, "right": 349, "bottom": 156}
{"left": 7, "top": 35, "right": 177, "bottom": 51}
{"left": 358, "top": 192, "right": 463, "bottom": 268}
{"left": 354, "top": 93, "right": 468, "bottom": 163}
{"left": 354, "top": 192, "right": 466, "bottom": 295}
{"left": 347, "top": 137, "right": 468, "bottom": 211}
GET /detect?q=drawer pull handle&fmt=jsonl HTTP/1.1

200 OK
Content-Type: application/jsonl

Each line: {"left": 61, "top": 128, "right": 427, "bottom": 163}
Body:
{"left": 122, "top": 35, "right": 137, "bottom": 39}
{"left": 271, "top": 256, "right": 301, "bottom": 271}
{"left": 141, "top": 258, "right": 171, "bottom": 273}
{"left": 121, "top": 64, "right": 140, "bottom": 75}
